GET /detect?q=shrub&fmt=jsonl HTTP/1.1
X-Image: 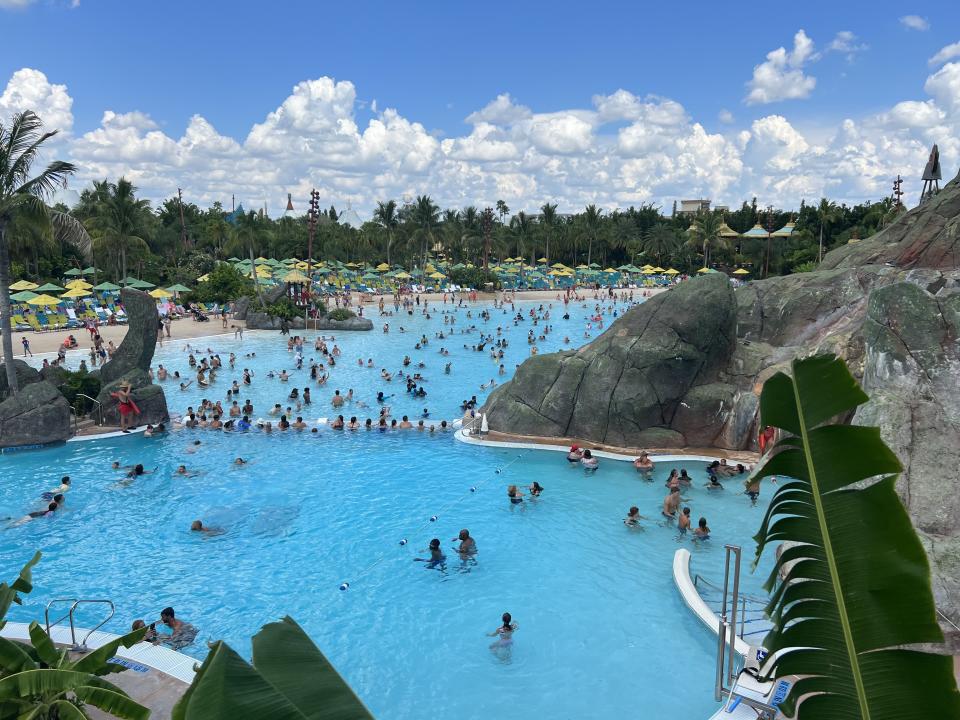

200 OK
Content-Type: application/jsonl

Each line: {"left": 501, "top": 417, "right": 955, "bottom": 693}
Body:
{"left": 185, "top": 263, "right": 253, "bottom": 304}
{"left": 265, "top": 297, "right": 300, "bottom": 321}
{"left": 448, "top": 267, "right": 501, "bottom": 290}
{"left": 59, "top": 369, "right": 102, "bottom": 417}
{"left": 327, "top": 308, "right": 355, "bottom": 321}
{"left": 791, "top": 260, "right": 818, "bottom": 273}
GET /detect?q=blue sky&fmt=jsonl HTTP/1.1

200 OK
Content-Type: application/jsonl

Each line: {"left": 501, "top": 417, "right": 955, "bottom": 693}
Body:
{"left": 1, "top": 0, "right": 958, "bottom": 214}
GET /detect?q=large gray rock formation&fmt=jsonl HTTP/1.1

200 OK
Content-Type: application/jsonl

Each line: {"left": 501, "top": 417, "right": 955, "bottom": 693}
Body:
{"left": 483, "top": 170, "right": 960, "bottom": 624}
{"left": 0, "top": 380, "right": 71, "bottom": 448}
{"left": 245, "top": 311, "right": 373, "bottom": 331}
{"left": 0, "top": 359, "right": 41, "bottom": 401}
{"left": 94, "top": 288, "right": 169, "bottom": 426}
{"left": 484, "top": 273, "right": 739, "bottom": 447}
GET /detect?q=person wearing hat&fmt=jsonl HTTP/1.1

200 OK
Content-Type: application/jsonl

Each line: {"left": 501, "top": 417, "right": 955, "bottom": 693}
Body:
{"left": 566, "top": 444, "right": 583, "bottom": 463}
{"left": 112, "top": 381, "right": 141, "bottom": 433}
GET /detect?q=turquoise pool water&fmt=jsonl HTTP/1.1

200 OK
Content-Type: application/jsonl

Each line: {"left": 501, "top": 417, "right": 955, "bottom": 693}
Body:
{"left": 3, "top": 296, "right": 774, "bottom": 719}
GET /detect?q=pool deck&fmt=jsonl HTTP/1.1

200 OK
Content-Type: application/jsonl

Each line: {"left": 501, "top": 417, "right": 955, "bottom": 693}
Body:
{"left": 0, "top": 622, "right": 194, "bottom": 719}
{"left": 456, "top": 427, "right": 760, "bottom": 465}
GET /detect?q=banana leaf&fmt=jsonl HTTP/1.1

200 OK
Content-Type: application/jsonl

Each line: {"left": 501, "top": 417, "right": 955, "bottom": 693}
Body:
{"left": 0, "top": 551, "right": 40, "bottom": 624}
{"left": 173, "top": 617, "right": 373, "bottom": 720}
{"left": 752, "top": 354, "right": 960, "bottom": 718}
{"left": 252, "top": 617, "right": 374, "bottom": 720}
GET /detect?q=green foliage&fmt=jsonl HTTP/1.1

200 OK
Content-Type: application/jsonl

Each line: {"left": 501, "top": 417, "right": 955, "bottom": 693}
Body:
{"left": 265, "top": 297, "right": 299, "bottom": 321}
{"left": 448, "top": 266, "right": 501, "bottom": 290}
{"left": 752, "top": 354, "right": 960, "bottom": 718}
{"left": 172, "top": 616, "right": 373, "bottom": 720}
{"left": 790, "top": 260, "right": 818, "bottom": 273}
{"left": 187, "top": 263, "right": 252, "bottom": 304}
{"left": 327, "top": 308, "right": 355, "bottom": 322}
{"left": 58, "top": 369, "right": 102, "bottom": 416}
{"left": 0, "top": 552, "right": 150, "bottom": 720}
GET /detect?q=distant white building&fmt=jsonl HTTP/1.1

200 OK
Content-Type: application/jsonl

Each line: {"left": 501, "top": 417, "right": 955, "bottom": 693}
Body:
{"left": 678, "top": 199, "right": 711, "bottom": 215}
{"left": 338, "top": 202, "right": 364, "bottom": 228}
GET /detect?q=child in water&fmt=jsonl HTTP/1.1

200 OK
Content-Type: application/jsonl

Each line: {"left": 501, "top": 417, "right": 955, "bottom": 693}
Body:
{"left": 694, "top": 517, "right": 711, "bottom": 540}
{"left": 488, "top": 612, "right": 518, "bottom": 645}
{"left": 414, "top": 538, "right": 446, "bottom": 568}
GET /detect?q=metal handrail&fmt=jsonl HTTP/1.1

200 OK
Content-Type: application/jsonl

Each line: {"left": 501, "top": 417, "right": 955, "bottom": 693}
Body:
{"left": 44, "top": 598, "right": 115, "bottom": 651}
{"left": 68, "top": 407, "right": 79, "bottom": 435}
{"left": 937, "top": 608, "right": 960, "bottom": 634}
{"left": 76, "top": 394, "right": 103, "bottom": 425}
{"left": 715, "top": 545, "right": 743, "bottom": 701}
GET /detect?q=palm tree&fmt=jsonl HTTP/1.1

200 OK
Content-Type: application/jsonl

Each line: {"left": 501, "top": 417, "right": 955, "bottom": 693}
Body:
{"left": 234, "top": 210, "right": 273, "bottom": 306}
{"left": 815, "top": 198, "right": 840, "bottom": 263}
{"left": 539, "top": 202, "right": 557, "bottom": 264}
{"left": 459, "top": 206, "right": 481, "bottom": 261}
{"left": 409, "top": 195, "right": 440, "bottom": 272}
{"left": 373, "top": 199, "right": 399, "bottom": 265}
{"left": 495, "top": 199, "right": 509, "bottom": 225}
{"left": 0, "top": 110, "right": 88, "bottom": 393}
{"left": 509, "top": 211, "right": 534, "bottom": 266}
{"left": 642, "top": 223, "right": 679, "bottom": 267}
{"left": 578, "top": 204, "right": 604, "bottom": 266}
{"left": 86, "top": 178, "right": 152, "bottom": 281}
{"left": 480, "top": 207, "right": 495, "bottom": 269}
{"left": 688, "top": 213, "right": 726, "bottom": 268}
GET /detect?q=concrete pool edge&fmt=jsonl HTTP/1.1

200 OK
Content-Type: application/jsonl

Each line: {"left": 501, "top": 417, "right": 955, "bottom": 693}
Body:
{"left": 0, "top": 621, "right": 198, "bottom": 683}
{"left": 454, "top": 427, "right": 757, "bottom": 465}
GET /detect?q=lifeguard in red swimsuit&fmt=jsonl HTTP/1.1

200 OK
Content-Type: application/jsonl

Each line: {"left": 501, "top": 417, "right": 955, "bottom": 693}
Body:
{"left": 112, "top": 381, "right": 141, "bottom": 433}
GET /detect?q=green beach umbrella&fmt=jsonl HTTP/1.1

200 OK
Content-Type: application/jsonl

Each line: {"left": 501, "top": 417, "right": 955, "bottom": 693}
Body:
{"left": 167, "top": 283, "right": 192, "bottom": 293}
{"left": 35, "top": 282, "right": 65, "bottom": 292}
{"left": 93, "top": 281, "right": 122, "bottom": 291}
{"left": 10, "top": 290, "right": 38, "bottom": 302}
{"left": 128, "top": 279, "right": 155, "bottom": 289}
{"left": 63, "top": 268, "right": 82, "bottom": 276}
{"left": 82, "top": 267, "right": 98, "bottom": 275}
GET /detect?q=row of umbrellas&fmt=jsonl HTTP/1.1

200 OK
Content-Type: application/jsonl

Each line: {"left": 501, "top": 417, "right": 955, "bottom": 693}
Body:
{"left": 8, "top": 277, "right": 192, "bottom": 305}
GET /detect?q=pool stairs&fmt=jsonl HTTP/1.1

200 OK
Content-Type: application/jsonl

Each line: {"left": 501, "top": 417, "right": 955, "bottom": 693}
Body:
{"left": 673, "top": 547, "right": 796, "bottom": 719}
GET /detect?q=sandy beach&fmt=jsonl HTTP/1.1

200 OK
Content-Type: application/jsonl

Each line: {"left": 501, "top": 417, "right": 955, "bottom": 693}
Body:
{"left": 12, "top": 287, "right": 666, "bottom": 356}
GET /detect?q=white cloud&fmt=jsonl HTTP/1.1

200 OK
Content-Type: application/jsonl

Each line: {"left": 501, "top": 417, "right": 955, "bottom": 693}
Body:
{"left": 718, "top": 109, "right": 734, "bottom": 124}
{"left": 0, "top": 0, "right": 36, "bottom": 7}
{"left": 827, "top": 31, "right": 868, "bottom": 59}
{"left": 745, "top": 30, "right": 818, "bottom": 104}
{"left": 0, "top": 58, "right": 957, "bottom": 217}
{"left": 465, "top": 94, "right": 531, "bottom": 126}
{"left": 899, "top": 15, "right": 929, "bottom": 31}
{"left": 930, "top": 42, "right": 960, "bottom": 67}
{"left": 0, "top": 68, "right": 73, "bottom": 134}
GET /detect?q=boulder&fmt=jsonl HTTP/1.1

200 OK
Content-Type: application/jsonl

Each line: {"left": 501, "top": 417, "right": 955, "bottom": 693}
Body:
{"left": 245, "top": 311, "right": 373, "bottom": 331}
{"left": 0, "top": 359, "right": 41, "bottom": 400}
{"left": 97, "top": 370, "right": 169, "bottom": 427}
{"left": 0, "top": 380, "right": 71, "bottom": 448}
{"left": 484, "top": 273, "right": 737, "bottom": 446}
{"left": 231, "top": 296, "right": 251, "bottom": 321}
{"left": 99, "top": 288, "right": 161, "bottom": 386}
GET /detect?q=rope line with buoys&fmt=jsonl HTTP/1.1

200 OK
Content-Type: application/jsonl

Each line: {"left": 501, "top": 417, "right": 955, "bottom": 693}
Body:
{"left": 338, "top": 452, "right": 525, "bottom": 591}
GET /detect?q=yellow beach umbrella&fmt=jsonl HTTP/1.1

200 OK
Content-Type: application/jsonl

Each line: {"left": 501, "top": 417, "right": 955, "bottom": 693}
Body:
{"left": 65, "top": 279, "right": 93, "bottom": 290}
{"left": 10, "top": 280, "right": 38, "bottom": 291}
{"left": 697, "top": 267, "right": 713, "bottom": 274}
{"left": 283, "top": 270, "right": 310, "bottom": 283}
{"left": 196, "top": 274, "right": 210, "bottom": 282}
{"left": 732, "top": 268, "right": 750, "bottom": 275}
{"left": 428, "top": 271, "right": 446, "bottom": 280}
{"left": 652, "top": 267, "right": 665, "bottom": 273}
{"left": 375, "top": 262, "right": 390, "bottom": 272}
{"left": 664, "top": 268, "right": 680, "bottom": 275}
{"left": 149, "top": 288, "right": 173, "bottom": 299}
{"left": 26, "top": 294, "right": 61, "bottom": 306}
{"left": 393, "top": 271, "right": 411, "bottom": 280}
{"left": 61, "top": 287, "right": 91, "bottom": 298}
{"left": 641, "top": 268, "right": 656, "bottom": 275}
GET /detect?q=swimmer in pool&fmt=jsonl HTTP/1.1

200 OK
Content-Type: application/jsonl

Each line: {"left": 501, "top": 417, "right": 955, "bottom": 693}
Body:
{"left": 41, "top": 476, "right": 70, "bottom": 499}
{"left": 507, "top": 485, "right": 524, "bottom": 504}
{"left": 662, "top": 487, "right": 681, "bottom": 519}
{"left": 745, "top": 476, "right": 760, "bottom": 504}
{"left": 528, "top": 481, "right": 544, "bottom": 497}
{"left": 694, "top": 517, "right": 711, "bottom": 540}
{"left": 566, "top": 445, "right": 583, "bottom": 463}
{"left": 453, "top": 529, "right": 477, "bottom": 558}
{"left": 633, "top": 452, "right": 654, "bottom": 479}
{"left": 488, "top": 612, "right": 518, "bottom": 643}
{"left": 580, "top": 449, "right": 598, "bottom": 471}
{"left": 190, "top": 520, "right": 224, "bottom": 535}
{"left": 413, "top": 538, "right": 446, "bottom": 567}
{"left": 624, "top": 506, "right": 644, "bottom": 527}
{"left": 234, "top": 457, "right": 248, "bottom": 465}
{"left": 678, "top": 507, "right": 692, "bottom": 534}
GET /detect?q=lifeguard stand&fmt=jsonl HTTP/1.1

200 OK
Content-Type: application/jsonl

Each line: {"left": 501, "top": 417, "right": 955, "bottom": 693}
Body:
{"left": 920, "top": 144, "right": 941, "bottom": 204}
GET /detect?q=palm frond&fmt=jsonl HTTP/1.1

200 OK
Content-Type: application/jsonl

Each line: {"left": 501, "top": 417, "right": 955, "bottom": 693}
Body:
{"left": 51, "top": 211, "right": 92, "bottom": 257}
{"left": 17, "top": 160, "right": 76, "bottom": 199}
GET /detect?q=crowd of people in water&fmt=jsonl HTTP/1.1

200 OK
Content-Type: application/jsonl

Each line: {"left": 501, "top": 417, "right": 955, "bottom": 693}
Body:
{"left": 13, "top": 287, "right": 766, "bottom": 655}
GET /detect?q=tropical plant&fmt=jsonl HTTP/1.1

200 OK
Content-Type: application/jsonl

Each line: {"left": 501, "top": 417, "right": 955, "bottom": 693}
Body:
{"left": 408, "top": 195, "right": 440, "bottom": 272}
{"left": 372, "top": 200, "right": 399, "bottom": 266}
{"left": 641, "top": 223, "right": 679, "bottom": 267}
{"left": 538, "top": 203, "right": 558, "bottom": 264}
{"left": 172, "top": 616, "right": 372, "bottom": 720}
{"left": 0, "top": 552, "right": 150, "bottom": 720}
{"left": 0, "top": 110, "right": 89, "bottom": 394}
{"left": 577, "top": 204, "right": 603, "bottom": 266}
{"left": 86, "top": 178, "right": 152, "bottom": 282}
{"left": 751, "top": 354, "right": 960, "bottom": 718}
{"left": 265, "top": 297, "right": 299, "bottom": 321}
{"left": 815, "top": 197, "right": 840, "bottom": 263}
{"left": 327, "top": 308, "right": 355, "bottom": 322}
